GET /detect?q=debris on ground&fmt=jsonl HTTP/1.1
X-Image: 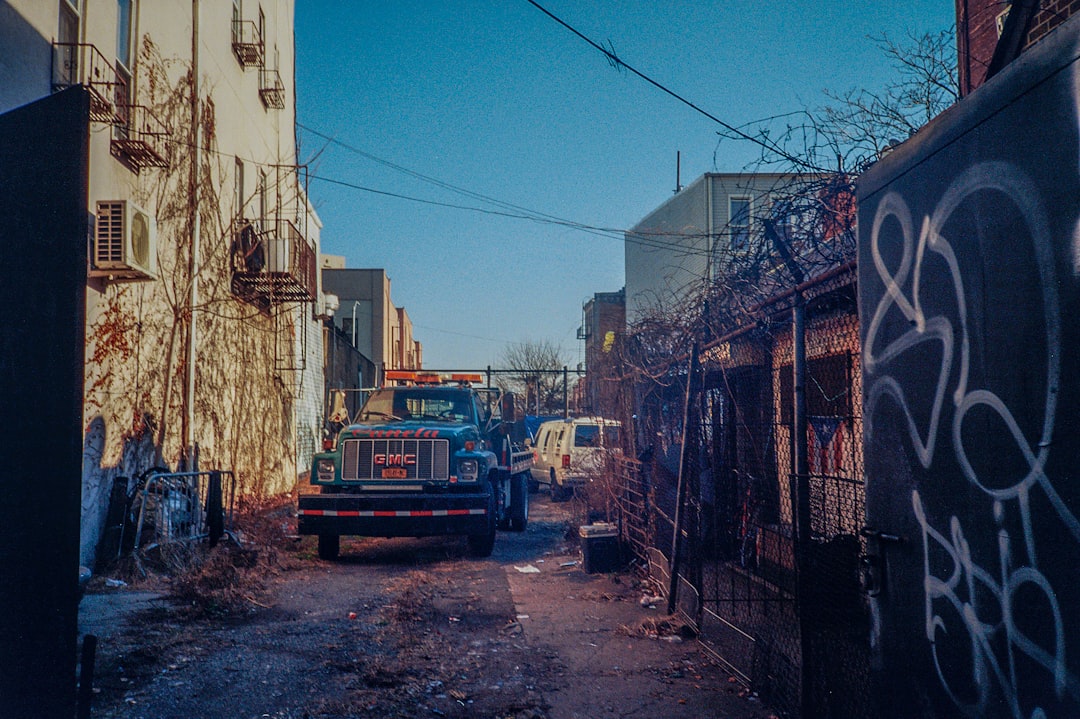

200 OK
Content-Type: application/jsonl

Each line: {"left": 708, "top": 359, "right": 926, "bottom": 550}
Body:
{"left": 620, "top": 616, "right": 699, "bottom": 641}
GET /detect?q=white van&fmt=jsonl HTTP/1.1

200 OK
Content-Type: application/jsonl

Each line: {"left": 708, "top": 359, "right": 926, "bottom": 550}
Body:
{"left": 529, "top": 417, "right": 621, "bottom": 500}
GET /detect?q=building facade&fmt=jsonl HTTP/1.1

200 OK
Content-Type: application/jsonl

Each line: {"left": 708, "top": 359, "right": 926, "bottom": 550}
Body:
{"left": 0, "top": 0, "right": 324, "bottom": 565}
{"left": 321, "top": 263, "right": 423, "bottom": 384}
{"left": 624, "top": 173, "right": 801, "bottom": 324}
{"left": 580, "top": 288, "right": 625, "bottom": 416}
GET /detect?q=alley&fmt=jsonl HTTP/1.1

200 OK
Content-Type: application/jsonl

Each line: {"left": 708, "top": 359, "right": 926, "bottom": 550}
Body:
{"left": 80, "top": 495, "right": 773, "bottom": 719}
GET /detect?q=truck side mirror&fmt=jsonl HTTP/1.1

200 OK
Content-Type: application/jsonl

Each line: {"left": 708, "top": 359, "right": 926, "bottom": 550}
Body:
{"left": 501, "top": 392, "right": 517, "bottom": 423}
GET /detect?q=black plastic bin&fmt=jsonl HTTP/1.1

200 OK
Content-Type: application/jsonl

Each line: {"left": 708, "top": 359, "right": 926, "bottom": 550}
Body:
{"left": 579, "top": 523, "right": 620, "bottom": 573}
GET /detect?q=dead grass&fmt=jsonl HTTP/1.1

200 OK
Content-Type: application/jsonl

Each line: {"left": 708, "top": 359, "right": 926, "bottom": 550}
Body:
{"left": 619, "top": 616, "right": 699, "bottom": 640}
{"left": 382, "top": 570, "right": 438, "bottom": 623}
{"left": 94, "top": 491, "right": 300, "bottom": 617}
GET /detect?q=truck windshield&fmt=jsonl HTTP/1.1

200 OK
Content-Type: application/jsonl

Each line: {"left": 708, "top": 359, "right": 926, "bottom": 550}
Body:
{"left": 358, "top": 389, "right": 475, "bottom": 424}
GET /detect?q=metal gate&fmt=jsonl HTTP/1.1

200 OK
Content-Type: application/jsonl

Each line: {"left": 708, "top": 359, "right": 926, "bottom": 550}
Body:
{"left": 134, "top": 470, "right": 236, "bottom": 548}
{"left": 615, "top": 272, "right": 872, "bottom": 718}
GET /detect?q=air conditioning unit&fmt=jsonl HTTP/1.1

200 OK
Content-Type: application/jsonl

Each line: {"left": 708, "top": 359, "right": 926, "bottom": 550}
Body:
{"left": 91, "top": 200, "right": 157, "bottom": 280}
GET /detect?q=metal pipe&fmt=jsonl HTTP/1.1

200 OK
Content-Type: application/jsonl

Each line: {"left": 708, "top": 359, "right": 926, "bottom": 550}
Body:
{"left": 792, "top": 292, "right": 815, "bottom": 718}
{"left": 184, "top": 0, "right": 201, "bottom": 469}
{"left": 668, "top": 341, "right": 699, "bottom": 615}
{"left": 565, "top": 364, "right": 574, "bottom": 414}
{"left": 351, "top": 300, "right": 358, "bottom": 348}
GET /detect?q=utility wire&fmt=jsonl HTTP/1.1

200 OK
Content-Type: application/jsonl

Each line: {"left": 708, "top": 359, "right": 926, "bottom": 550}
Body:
{"left": 524, "top": 0, "right": 826, "bottom": 172}
{"left": 305, "top": 168, "right": 717, "bottom": 257}
{"left": 165, "top": 120, "right": 724, "bottom": 257}
{"left": 300, "top": 123, "right": 588, "bottom": 230}
{"left": 300, "top": 141, "right": 721, "bottom": 255}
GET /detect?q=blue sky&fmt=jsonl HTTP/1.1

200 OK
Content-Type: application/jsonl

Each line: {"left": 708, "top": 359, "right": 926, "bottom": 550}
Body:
{"left": 295, "top": 1, "right": 954, "bottom": 370}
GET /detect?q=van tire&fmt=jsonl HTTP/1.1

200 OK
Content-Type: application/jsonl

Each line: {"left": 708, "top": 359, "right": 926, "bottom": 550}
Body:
{"left": 550, "top": 469, "right": 568, "bottom": 502}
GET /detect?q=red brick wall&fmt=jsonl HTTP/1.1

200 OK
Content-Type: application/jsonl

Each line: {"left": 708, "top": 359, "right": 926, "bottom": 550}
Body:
{"left": 958, "top": 0, "right": 1080, "bottom": 95}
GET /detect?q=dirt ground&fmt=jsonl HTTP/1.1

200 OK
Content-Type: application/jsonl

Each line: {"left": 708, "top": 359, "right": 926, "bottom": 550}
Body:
{"left": 79, "top": 493, "right": 777, "bottom": 719}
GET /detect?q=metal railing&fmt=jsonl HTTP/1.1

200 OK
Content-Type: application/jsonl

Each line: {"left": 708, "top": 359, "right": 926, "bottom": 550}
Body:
{"left": 111, "top": 103, "right": 170, "bottom": 170}
{"left": 231, "top": 19, "right": 264, "bottom": 68}
{"left": 134, "top": 470, "right": 235, "bottom": 548}
{"left": 51, "top": 41, "right": 125, "bottom": 122}
{"left": 259, "top": 68, "right": 286, "bottom": 109}
{"left": 230, "top": 218, "right": 317, "bottom": 304}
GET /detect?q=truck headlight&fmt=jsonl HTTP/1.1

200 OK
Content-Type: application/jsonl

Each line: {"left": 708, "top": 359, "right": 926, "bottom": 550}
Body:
{"left": 458, "top": 459, "right": 479, "bottom": 482}
{"left": 316, "top": 459, "right": 335, "bottom": 482}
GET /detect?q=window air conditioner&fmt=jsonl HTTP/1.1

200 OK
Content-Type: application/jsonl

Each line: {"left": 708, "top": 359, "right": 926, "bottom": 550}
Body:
{"left": 91, "top": 200, "right": 157, "bottom": 280}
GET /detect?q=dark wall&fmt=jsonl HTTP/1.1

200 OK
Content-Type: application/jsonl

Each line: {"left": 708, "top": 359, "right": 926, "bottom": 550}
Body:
{"left": 0, "top": 87, "right": 89, "bottom": 717}
{"left": 858, "top": 17, "right": 1080, "bottom": 718}
{"left": 325, "top": 323, "right": 375, "bottom": 418}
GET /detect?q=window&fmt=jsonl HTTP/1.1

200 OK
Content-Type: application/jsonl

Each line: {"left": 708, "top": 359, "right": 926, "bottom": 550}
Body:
{"left": 729, "top": 197, "right": 751, "bottom": 252}
{"left": 574, "top": 425, "right": 600, "bottom": 447}
{"left": 57, "top": 1, "right": 80, "bottom": 86}
{"left": 116, "top": 0, "right": 133, "bottom": 70}
{"left": 59, "top": 1, "right": 79, "bottom": 43}
{"left": 234, "top": 158, "right": 245, "bottom": 218}
{"left": 113, "top": 0, "right": 133, "bottom": 134}
{"left": 768, "top": 196, "right": 797, "bottom": 244}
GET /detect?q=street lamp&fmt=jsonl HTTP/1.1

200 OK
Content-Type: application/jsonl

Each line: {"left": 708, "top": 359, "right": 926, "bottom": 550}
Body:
{"left": 350, "top": 300, "right": 360, "bottom": 348}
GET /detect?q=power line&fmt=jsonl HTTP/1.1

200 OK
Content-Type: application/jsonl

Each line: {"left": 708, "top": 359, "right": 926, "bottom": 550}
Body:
{"left": 524, "top": 0, "right": 827, "bottom": 172}
{"left": 165, "top": 121, "right": 727, "bottom": 258}
{"left": 300, "top": 134, "right": 721, "bottom": 258}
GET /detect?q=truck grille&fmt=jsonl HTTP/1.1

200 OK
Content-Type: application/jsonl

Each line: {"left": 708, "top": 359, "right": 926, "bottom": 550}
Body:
{"left": 341, "top": 438, "right": 450, "bottom": 481}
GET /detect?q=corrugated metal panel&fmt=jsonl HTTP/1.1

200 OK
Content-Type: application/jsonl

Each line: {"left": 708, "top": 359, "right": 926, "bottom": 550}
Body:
{"left": 625, "top": 177, "right": 708, "bottom": 323}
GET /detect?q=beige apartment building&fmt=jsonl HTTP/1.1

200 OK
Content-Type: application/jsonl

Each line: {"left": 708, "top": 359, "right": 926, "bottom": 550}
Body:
{"left": 0, "top": 0, "right": 326, "bottom": 565}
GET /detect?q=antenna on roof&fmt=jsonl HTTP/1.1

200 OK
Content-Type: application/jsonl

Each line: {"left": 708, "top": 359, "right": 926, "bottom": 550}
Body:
{"left": 675, "top": 151, "right": 683, "bottom": 194}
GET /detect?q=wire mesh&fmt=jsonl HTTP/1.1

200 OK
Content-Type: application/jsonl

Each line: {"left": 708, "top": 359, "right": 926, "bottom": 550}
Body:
{"left": 611, "top": 274, "right": 871, "bottom": 718}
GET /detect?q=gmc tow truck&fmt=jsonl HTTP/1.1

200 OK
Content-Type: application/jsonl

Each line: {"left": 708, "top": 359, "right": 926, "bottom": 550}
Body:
{"left": 298, "top": 371, "right": 533, "bottom": 559}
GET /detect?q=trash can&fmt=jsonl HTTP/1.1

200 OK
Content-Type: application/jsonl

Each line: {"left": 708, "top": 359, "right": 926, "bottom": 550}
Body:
{"left": 579, "top": 523, "right": 620, "bottom": 574}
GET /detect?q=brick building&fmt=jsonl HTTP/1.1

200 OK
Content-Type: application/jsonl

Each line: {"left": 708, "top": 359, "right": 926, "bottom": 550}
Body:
{"left": 957, "top": 0, "right": 1080, "bottom": 94}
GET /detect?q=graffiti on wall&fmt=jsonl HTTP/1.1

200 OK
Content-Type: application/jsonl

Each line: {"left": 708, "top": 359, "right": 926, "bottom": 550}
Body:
{"left": 863, "top": 161, "right": 1080, "bottom": 716}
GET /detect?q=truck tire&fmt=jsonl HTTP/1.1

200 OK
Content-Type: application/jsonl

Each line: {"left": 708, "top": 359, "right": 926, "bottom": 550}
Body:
{"left": 510, "top": 473, "right": 529, "bottom": 532}
{"left": 318, "top": 534, "right": 340, "bottom": 561}
{"left": 467, "top": 488, "right": 497, "bottom": 558}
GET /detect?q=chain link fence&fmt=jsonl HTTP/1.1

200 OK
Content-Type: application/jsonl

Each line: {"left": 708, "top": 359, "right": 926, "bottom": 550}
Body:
{"left": 610, "top": 269, "right": 871, "bottom": 718}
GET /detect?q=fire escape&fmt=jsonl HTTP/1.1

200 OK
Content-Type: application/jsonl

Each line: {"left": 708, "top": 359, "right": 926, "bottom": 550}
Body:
{"left": 230, "top": 212, "right": 317, "bottom": 390}
{"left": 51, "top": 42, "right": 170, "bottom": 172}
{"left": 232, "top": 14, "right": 285, "bottom": 111}
{"left": 230, "top": 19, "right": 264, "bottom": 68}
{"left": 230, "top": 217, "right": 317, "bottom": 310}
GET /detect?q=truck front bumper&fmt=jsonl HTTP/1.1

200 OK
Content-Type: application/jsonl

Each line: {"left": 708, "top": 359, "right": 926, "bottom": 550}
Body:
{"left": 297, "top": 491, "right": 491, "bottom": 538}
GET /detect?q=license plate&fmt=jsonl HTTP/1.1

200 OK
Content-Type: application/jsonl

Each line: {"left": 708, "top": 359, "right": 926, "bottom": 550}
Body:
{"left": 381, "top": 468, "right": 408, "bottom": 479}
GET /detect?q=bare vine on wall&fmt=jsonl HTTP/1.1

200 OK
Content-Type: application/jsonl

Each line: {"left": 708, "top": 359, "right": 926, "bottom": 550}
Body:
{"left": 83, "top": 35, "right": 303, "bottom": 496}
